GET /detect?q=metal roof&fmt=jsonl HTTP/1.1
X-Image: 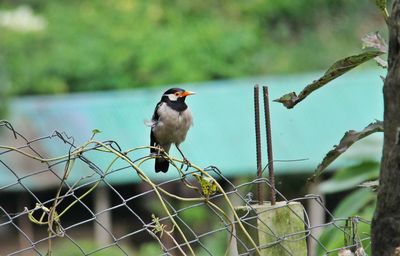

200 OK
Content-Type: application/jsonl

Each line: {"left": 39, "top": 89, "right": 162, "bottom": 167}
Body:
{"left": 1, "top": 68, "right": 384, "bottom": 190}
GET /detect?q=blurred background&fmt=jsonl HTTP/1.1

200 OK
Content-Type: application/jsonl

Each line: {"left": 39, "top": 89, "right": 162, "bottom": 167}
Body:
{"left": 0, "top": 0, "right": 385, "bottom": 96}
{"left": 0, "top": 0, "right": 387, "bottom": 255}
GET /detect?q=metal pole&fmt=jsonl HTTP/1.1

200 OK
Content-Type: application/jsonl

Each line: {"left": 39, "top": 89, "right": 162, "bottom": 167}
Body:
{"left": 254, "top": 85, "right": 264, "bottom": 205}
{"left": 263, "top": 86, "right": 276, "bottom": 205}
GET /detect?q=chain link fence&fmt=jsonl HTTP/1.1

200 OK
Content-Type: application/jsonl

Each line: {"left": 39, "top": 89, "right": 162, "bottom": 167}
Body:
{"left": 0, "top": 120, "right": 370, "bottom": 255}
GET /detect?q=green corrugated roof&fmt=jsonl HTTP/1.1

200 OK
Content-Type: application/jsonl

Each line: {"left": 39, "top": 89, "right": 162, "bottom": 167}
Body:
{"left": 1, "top": 69, "right": 384, "bottom": 190}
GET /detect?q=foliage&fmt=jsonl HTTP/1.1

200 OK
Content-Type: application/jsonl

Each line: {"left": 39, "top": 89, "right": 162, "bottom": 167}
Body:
{"left": 317, "top": 190, "right": 376, "bottom": 255}
{"left": 136, "top": 242, "right": 163, "bottom": 255}
{"left": 319, "top": 161, "right": 379, "bottom": 194}
{"left": 52, "top": 240, "right": 135, "bottom": 256}
{"left": 0, "top": 0, "right": 382, "bottom": 96}
{"left": 316, "top": 161, "right": 379, "bottom": 255}
{"left": 0, "top": 57, "right": 8, "bottom": 118}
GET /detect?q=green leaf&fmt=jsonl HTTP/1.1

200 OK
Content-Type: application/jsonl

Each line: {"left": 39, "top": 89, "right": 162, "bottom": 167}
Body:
{"left": 319, "top": 161, "right": 379, "bottom": 194}
{"left": 308, "top": 121, "right": 383, "bottom": 182}
{"left": 274, "top": 51, "right": 384, "bottom": 109}
{"left": 193, "top": 173, "right": 219, "bottom": 198}
{"left": 92, "top": 129, "right": 102, "bottom": 134}
{"left": 375, "top": 0, "right": 387, "bottom": 11}
{"left": 333, "top": 188, "right": 376, "bottom": 218}
{"left": 90, "top": 128, "right": 102, "bottom": 139}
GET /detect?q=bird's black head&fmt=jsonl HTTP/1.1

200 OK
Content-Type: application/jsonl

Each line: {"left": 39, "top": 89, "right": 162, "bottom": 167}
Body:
{"left": 161, "top": 88, "right": 195, "bottom": 103}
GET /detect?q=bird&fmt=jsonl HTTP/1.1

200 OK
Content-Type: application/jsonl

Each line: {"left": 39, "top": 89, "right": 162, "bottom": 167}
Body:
{"left": 147, "top": 88, "right": 195, "bottom": 173}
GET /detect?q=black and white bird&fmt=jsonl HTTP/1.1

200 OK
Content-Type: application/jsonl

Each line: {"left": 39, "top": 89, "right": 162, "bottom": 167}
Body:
{"left": 147, "top": 88, "right": 195, "bottom": 173}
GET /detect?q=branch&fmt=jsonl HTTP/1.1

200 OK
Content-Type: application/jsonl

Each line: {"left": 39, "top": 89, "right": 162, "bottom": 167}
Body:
{"left": 274, "top": 50, "right": 384, "bottom": 109}
{"left": 308, "top": 120, "right": 383, "bottom": 182}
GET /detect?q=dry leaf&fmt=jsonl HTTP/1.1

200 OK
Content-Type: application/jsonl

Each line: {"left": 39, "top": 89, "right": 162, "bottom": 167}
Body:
{"left": 274, "top": 50, "right": 384, "bottom": 109}
{"left": 309, "top": 121, "right": 383, "bottom": 182}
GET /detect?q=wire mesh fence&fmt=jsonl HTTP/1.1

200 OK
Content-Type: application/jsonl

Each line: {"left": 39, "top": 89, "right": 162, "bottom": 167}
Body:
{"left": 0, "top": 120, "right": 371, "bottom": 256}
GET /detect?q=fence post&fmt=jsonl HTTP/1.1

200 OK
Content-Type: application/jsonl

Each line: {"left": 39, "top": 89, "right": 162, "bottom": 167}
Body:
{"left": 235, "top": 202, "right": 307, "bottom": 255}
{"left": 94, "top": 185, "right": 112, "bottom": 246}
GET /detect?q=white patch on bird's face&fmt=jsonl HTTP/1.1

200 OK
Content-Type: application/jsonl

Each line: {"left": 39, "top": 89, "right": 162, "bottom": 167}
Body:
{"left": 164, "top": 92, "right": 180, "bottom": 101}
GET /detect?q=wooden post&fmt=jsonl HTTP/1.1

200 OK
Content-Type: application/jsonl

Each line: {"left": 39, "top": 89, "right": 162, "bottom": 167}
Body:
{"left": 307, "top": 181, "right": 325, "bottom": 256}
{"left": 235, "top": 202, "right": 307, "bottom": 255}
{"left": 18, "top": 193, "right": 34, "bottom": 251}
{"left": 94, "top": 186, "right": 112, "bottom": 246}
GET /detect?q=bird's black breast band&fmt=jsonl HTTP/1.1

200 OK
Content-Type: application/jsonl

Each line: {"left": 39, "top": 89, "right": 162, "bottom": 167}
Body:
{"left": 162, "top": 97, "right": 188, "bottom": 112}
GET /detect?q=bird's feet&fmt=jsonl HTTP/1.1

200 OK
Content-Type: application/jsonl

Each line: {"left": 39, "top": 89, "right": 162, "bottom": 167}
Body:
{"left": 180, "top": 157, "right": 192, "bottom": 171}
{"left": 183, "top": 157, "right": 191, "bottom": 166}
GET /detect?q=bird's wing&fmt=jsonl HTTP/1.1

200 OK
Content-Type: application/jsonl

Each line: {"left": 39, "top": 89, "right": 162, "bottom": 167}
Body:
{"left": 151, "top": 101, "right": 163, "bottom": 122}
{"left": 150, "top": 101, "right": 163, "bottom": 153}
{"left": 150, "top": 129, "right": 157, "bottom": 153}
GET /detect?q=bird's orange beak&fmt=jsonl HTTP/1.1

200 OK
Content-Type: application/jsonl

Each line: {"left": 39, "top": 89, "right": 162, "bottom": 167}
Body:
{"left": 180, "top": 91, "right": 195, "bottom": 97}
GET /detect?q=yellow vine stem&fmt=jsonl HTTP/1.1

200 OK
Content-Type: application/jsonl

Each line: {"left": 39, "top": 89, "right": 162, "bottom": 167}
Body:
{"left": 47, "top": 138, "right": 97, "bottom": 236}
{"left": 82, "top": 144, "right": 259, "bottom": 255}
{"left": 138, "top": 162, "right": 235, "bottom": 255}
{"left": 136, "top": 155, "right": 199, "bottom": 191}
{"left": 90, "top": 141, "right": 196, "bottom": 256}
{"left": 22, "top": 141, "right": 196, "bottom": 255}
{"left": 149, "top": 214, "right": 186, "bottom": 255}
{"left": 22, "top": 140, "right": 124, "bottom": 225}
{"left": 57, "top": 156, "right": 120, "bottom": 218}
{"left": 0, "top": 145, "right": 72, "bottom": 162}
{"left": 136, "top": 151, "right": 260, "bottom": 255}
{"left": 27, "top": 204, "right": 51, "bottom": 224}
{"left": 28, "top": 150, "right": 125, "bottom": 256}
{"left": 150, "top": 180, "right": 237, "bottom": 254}
{"left": 146, "top": 177, "right": 234, "bottom": 255}
{"left": 5, "top": 140, "right": 260, "bottom": 255}
{"left": 23, "top": 141, "right": 122, "bottom": 251}
{"left": 47, "top": 151, "right": 79, "bottom": 255}
{"left": 173, "top": 158, "right": 262, "bottom": 256}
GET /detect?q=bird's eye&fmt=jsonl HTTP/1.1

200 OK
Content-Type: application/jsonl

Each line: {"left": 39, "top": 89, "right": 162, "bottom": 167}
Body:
{"left": 174, "top": 92, "right": 180, "bottom": 96}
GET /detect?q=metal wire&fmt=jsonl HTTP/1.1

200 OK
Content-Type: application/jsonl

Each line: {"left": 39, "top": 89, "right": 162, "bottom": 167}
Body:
{"left": 0, "top": 121, "right": 371, "bottom": 256}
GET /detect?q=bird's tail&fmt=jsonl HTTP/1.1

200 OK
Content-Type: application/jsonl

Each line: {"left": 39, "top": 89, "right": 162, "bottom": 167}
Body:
{"left": 155, "top": 157, "right": 169, "bottom": 173}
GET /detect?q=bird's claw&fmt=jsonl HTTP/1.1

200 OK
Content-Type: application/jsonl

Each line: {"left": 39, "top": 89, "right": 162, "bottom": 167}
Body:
{"left": 180, "top": 157, "right": 191, "bottom": 171}
{"left": 183, "top": 158, "right": 191, "bottom": 166}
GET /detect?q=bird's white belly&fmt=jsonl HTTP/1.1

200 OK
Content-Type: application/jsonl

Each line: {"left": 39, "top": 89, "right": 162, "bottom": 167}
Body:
{"left": 153, "top": 105, "right": 192, "bottom": 146}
